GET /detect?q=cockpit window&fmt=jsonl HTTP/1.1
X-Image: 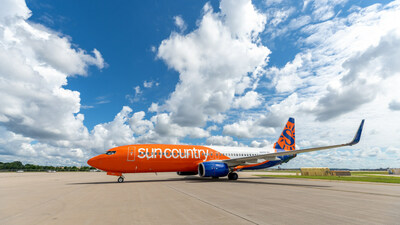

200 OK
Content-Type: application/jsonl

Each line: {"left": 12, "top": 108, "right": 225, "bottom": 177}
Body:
{"left": 105, "top": 151, "right": 116, "bottom": 155}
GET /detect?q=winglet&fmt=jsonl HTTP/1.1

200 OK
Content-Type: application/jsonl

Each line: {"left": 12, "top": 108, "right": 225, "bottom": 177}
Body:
{"left": 349, "top": 119, "right": 365, "bottom": 146}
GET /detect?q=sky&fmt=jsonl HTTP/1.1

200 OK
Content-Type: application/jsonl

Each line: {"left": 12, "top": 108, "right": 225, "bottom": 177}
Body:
{"left": 0, "top": 0, "right": 400, "bottom": 168}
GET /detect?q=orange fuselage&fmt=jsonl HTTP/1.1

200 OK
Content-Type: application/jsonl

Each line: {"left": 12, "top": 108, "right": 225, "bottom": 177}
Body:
{"left": 87, "top": 144, "right": 230, "bottom": 173}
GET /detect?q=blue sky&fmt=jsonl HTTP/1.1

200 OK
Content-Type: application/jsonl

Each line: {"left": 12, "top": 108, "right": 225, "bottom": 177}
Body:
{"left": 1, "top": 0, "right": 400, "bottom": 168}
{"left": 27, "top": 0, "right": 212, "bottom": 129}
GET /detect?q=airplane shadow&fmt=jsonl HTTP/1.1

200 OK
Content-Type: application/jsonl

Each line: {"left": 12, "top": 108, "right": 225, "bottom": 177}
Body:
{"left": 68, "top": 176, "right": 330, "bottom": 188}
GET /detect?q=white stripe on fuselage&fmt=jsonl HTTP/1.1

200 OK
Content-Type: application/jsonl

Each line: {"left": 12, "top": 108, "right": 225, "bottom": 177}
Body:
{"left": 206, "top": 145, "right": 275, "bottom": 159}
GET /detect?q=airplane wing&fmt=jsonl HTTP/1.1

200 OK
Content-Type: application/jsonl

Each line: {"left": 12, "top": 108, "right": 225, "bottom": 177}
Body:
{"left": 222, "top": 120, "right": 365, "bottom": 167}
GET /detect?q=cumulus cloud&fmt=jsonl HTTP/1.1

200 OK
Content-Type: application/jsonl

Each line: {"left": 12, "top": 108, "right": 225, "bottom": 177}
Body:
{"left": 268, "top": 54, "right": 308, "bottom": 93}
{"left": 134, "top": 113, "right": 210, "bottom": 144}
{"left": 206, "top": 135, "right": 238, "bottom": 146}
{"left": 219, "top": 1, "right": 400, "bottom": 170}
{"left": 89, "top": 107, "right": 136, "bottom": 152}
{"left": 250, "top": 139, "right": 271, "bottom": 148}
{"left": 157, "top": 0, "right": 270, "bottom": 127}
{"left": 315, "top": 31, "right": 400, "bottom": 121}
{"left": 233, "top": 91, "right": 262, "bottom": 109}
{"left": 264, "top": 1, "right": 400, "bottom": 123}
{"left": 0, "top": 0, "right": 104, "bottom": 144}
{"left": 3, "top": 0, "right": 400, "bottom": 169}
{"left": 223, "top": 118, "right": 275, "bottom": 139}
{"left": 0, "top": 0, "right": 108, "bottom": 164}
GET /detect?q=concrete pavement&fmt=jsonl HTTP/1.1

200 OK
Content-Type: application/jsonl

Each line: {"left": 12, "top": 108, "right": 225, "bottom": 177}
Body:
{"left": 1, "top": 172, "right": 399, "bottom": 225}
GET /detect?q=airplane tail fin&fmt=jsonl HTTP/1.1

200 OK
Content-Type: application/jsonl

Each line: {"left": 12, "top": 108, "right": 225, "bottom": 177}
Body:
{"left": 274, "top": 118, "right": 295, "bottom": 152}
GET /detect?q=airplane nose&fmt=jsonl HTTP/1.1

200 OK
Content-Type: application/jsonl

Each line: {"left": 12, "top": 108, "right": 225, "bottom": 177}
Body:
{"left": 87, "top": 156, "right": 99, "bottom": 168}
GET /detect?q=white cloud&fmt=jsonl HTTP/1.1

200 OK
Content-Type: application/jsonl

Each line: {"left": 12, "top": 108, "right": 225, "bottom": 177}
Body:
{"left": 157, "top": 0, "right": 270, "bottom": 127}
{"left": 223, "top": 118, "right": 275, "bottom": 139}
{"left": 134, "top": 113, "right": 210, "bottom": 144}
{"left": 143, "top": 80, "right": 158, "bottom": 88}
{"left": 269, "top": 7, "right": 295, "bottom": 26}
{"left": 207, "top": 125, "right": 219, "bottom": 132}
{"left": 206, "top": 135, "right": 238, "bottom": 146}
{"left": 129, "top": 111, "right": 154, "bottom": 135}
{"left": 288, "top": 15, "right": 311, "bottom": 30}
{"left": 0, "top": 2, "right": 106, "bottom": 143}
{"left": 386, "top": 146, "right": 400, "bottom": 157}
{"left": 268, "top": 54, "right": 308, "bottom": 93}
{"left": 220, "top": 0, "right": 267, "bottom": 40}
{"left": 261, "top": 1, "right": 400, "bottom": 168}
{"left": 249, "top": 139, "right": 271, "bottom": 148}
{"left": 310, "top": 0, "right": 348, "bottom": 21}
{"left": 233, "top": 91, "right": 262, "bottom": 109}
{"left": 174, "top": 15, "right": 186, "bottom": 32}
{"left": 89, "top": 106, "right": 136, "bottom": 153}
{"left": 134, "top": 86, "right": 141, "bottom": 95}
{"left": 0, "top": 0, "right": 106, "bottom": 163}
{"left": 148, "top": 103, "right": 159, "bottom": 112}
{"left": 126, "top": 86, "right": 142, "bottom": 103}
{"left": 3, "top": 0, "right": 400, "bottom": 169}
{"left": 0, "top": 0, "right": 31, "bottom": 21}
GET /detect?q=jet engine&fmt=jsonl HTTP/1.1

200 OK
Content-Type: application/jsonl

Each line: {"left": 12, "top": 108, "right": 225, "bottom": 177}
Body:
{"left": 198, "top": 161, "right": 229, "bottom": 177}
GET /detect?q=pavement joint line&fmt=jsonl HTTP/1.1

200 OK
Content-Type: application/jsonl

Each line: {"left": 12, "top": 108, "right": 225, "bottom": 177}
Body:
{"left": 165, "top": 184, "right": 259, "bottom": 225}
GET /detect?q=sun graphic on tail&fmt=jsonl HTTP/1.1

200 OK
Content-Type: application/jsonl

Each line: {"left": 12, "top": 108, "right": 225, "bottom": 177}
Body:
{"left": 274, "top": 118, "right": 296, "bottom": 151}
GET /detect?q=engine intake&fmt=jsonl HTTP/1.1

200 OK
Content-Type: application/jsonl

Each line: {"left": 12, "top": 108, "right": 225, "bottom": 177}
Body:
{"left": 198, "top": 161, "right": 229, "bottom": 177}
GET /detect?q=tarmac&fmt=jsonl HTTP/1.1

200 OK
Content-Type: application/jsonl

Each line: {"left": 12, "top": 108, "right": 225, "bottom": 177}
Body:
{"left": 1, "top": 172, "right": 400, "bottom": 225}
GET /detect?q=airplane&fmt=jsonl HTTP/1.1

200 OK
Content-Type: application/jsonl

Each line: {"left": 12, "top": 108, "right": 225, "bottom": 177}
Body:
{"left": 87, "top": 118, "right": 365, "bottom": 183}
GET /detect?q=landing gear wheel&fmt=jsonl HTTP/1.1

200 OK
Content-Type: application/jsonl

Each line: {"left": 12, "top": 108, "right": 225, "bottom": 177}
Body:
{"left": 117, "top": 176, "right": 124, "bottom": 183}
{"left": 228, "top": 173, "right": 238, "bottom": 180}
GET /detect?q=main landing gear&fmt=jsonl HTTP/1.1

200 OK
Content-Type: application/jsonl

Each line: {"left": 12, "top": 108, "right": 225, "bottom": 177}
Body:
{"left": 228, "top": 172, "right": 238, "bottom": 180}
{"left": 117, "top": 176, "right": 125, "bottom": 183}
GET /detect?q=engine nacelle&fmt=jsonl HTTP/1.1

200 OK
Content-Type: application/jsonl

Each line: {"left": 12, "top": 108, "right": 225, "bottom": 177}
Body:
{"left": 177, "top": 171, "right": 198, "bottom": 176}
{"left": 198, "top": 161, "right": 229, "bottom": 177}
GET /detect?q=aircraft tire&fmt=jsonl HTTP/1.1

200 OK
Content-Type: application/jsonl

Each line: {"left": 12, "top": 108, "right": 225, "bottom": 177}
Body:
{"left": 228, "top": 173, "right": 238, "bottom": 180}
{"left": 118, "top": 176, "right": 124, "bottom": 183}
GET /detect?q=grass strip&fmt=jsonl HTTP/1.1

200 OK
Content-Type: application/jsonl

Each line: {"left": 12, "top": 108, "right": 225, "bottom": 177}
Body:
{"left": 255, "top": 174, "right": 400, "bottom": 184}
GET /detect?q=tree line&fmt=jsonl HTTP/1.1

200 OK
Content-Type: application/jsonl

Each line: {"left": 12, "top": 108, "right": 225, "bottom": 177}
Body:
{"left": 0, "top": 161, "right": 95, "bottom": 172}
